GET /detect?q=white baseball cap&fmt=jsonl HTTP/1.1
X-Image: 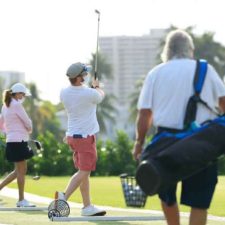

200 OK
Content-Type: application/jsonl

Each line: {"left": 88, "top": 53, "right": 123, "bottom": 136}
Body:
{"left": 66, "top": 62, "right": 92, "bottom": 79}
{"left": 11, "top": 83, "right": 31, "bottom": 96}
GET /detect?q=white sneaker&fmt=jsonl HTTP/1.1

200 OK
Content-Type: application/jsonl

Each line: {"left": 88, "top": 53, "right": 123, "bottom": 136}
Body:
{"left": 55, "top": 191, "right": 66, "bottom": 201}
{"left": 16, "top": 199, "right": 36, "bottom": 207}
{"left": 81, "top": 205, "right": 106, "bottom": 216}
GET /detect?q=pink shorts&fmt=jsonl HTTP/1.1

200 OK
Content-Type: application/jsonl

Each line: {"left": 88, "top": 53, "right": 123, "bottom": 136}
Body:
{"left": 67, "top": 135, "right": 97, "bottom": 171}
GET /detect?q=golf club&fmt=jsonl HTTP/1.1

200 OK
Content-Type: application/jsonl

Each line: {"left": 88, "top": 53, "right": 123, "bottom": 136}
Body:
{"left": 28, "top": 139, "right": 43, "bottom": 181}
{"left": 94, "top": 9, "right": 100, "bottom": 80}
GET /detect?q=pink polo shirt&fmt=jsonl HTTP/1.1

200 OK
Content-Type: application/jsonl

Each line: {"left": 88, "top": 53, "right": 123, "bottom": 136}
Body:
{"left": 0, "top": 99, "right": 32, "bottom": 142}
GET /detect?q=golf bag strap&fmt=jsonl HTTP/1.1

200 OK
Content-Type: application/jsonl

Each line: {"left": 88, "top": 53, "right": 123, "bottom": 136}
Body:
{"left": 197, "top": 98, "right": 220, "bottom": 116}
{"left": 194, "top": 59, "right": 207, "bottom": 95}
{"left": 194, "top": 59, "right": 220, "bottom": 116}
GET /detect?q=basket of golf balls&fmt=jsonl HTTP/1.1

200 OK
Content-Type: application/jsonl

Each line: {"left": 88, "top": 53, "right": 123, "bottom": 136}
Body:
{"left": 120, "top": 173, "right": 147, "bottom": 207}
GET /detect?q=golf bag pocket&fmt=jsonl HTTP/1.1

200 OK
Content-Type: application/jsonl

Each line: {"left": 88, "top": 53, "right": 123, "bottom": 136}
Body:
{"left": 183, "top": 95, "right": 199, "bottom": 128}
{"left": 141, "top": 131, "right": 186, "bottom": 161}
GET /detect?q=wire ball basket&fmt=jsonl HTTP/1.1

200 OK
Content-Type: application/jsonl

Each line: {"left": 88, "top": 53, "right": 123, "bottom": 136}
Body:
{"left": 48, "top": 199, "right": 70, "bottom": 219}
{"left": 120, "top": 173, "right": 147, "bottom": 208}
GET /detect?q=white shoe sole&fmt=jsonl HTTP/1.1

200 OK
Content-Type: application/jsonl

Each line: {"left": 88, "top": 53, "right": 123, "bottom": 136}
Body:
{"left": 82, "top": 210, "right": 106, "bottom": 216}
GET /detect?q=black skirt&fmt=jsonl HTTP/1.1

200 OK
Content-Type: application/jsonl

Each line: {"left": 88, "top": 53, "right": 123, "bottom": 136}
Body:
{"left": 6, "top": 141, "right": 34, "bottom": 162}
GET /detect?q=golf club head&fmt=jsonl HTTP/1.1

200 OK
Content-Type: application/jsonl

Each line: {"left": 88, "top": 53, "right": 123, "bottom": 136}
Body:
{"left": 33, "top": 175, "right": 40, "bottom": 180}
{"left": 34, "top": 140, "right": 42, "bottom": 150}
{"left": 95, "top": 9, "right": 100, "bottom": 14}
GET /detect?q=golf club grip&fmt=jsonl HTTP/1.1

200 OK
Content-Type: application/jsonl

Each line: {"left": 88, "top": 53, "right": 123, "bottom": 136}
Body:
{"left": 94, "top": 71, "right": 97, "bottom": 80}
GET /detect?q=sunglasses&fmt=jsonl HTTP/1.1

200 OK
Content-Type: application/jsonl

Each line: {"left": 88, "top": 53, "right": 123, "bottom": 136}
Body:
{"left": 18, "top": 92, "right": 26, "bottom": 96}
{"left": 79, "top": 64, "right": 88, "bottom": 75}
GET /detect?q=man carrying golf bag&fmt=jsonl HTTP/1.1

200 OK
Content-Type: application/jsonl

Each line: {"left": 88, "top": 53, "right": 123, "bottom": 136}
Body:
{"left": 133, "top": 29, "right": 225, "bottom": 225}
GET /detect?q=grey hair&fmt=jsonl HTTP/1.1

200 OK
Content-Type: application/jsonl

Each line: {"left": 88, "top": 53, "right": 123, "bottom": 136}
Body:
{"left": 161, "top": 29, "right": 195, "bottom": 62}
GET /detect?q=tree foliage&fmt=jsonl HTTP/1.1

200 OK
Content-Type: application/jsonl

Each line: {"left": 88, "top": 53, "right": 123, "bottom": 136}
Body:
{"left": 128, "top": 79, "right": 144, "bottom": 122}
{"left": 0, "top": 77, "right": 4, "bottom": 102}
{"left": 28, "top": 131, "right": 74, "bottom": 176}
{"left": 94, "top": 130, "right": 136, "bottom": 176}
{"left": 193, "top": 32, "right": 225, "bottom": 77}
{"left": 27, "top": 130, "right": 136, "bottom": 176}
{"left": 25, "top": 83, "right": 63, "bottom": 139}
{"left": 1, "top": 129, "right": 136, "bottom": 176}
{"left": 158, "top": 26, "right": 225, "bottom": 78}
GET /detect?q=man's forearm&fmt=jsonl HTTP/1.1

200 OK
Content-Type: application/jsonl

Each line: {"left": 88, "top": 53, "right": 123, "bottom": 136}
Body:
{"left": 219, "top": 96, "right": 225, "bottom": 113}
{"left": 95, "top": 87, "right": 105, "bottom": 97}
{"left": 135, "top": 109, "right": 152, "bottom": 145}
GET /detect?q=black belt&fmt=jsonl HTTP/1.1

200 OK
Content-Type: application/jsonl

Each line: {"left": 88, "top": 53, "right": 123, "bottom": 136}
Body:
{"left": 73, "top": 134, "right": 83, "bottom": 138}
{"left": 158, "top": 126, "right": 184, "bottom": 134}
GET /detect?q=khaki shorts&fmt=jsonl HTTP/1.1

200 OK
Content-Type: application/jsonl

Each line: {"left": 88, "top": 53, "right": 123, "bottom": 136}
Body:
{"left": 67, "top": 135, "right": 97, "bottom": 171}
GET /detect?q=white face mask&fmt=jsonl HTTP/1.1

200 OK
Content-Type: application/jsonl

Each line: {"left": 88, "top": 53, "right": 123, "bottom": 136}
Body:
{"left": 18, "top": 97, "right": 25, "bottom": 104}
{"left": 82, "top": 75, "right": 90, "bottom": 85}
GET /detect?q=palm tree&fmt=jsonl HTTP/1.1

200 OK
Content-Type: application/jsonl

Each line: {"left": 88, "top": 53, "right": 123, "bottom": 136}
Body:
{"left": 0, "top": 77, "right": 5, "bottom": 148}
{"left": 88, "top": 53, "right": 117, "bottom": 133}
{"left": 25, "top": 83, "right": 62, "bottom": 139}
{"left": 128, "top": 78, "right": 144, "bottom": 122}
{"left": 193, "top": 32, "right": 225, "bottom": 78}
{"left": 0, "top": 77, "right": 5, "bottom": 104}
{"left": 24, "top": 83, "right": 40, "bottom": 138}
{"left": 89, "top": 53, "right": 113, "bottom": 80}
{"left": 158, "top": 26, "right": 225, "bottom": 78}
{"left": 97, "top": 94, "right": 117, "bottom": 133}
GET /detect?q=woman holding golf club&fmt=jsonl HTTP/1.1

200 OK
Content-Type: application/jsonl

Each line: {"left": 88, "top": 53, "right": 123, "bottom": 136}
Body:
{"left": 55, "top": 62, "right": 106, "bottom": 216}
{"left": 0, "top": 83, "right": 35, "bottom": 207}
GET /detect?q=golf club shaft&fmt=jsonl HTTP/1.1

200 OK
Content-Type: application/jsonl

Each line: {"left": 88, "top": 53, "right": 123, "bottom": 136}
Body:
{"left": 95, "top": 10, "right": 100, "bottom": 80}
{"left": 29, "top": 139, "right": 42, "bottom": 180}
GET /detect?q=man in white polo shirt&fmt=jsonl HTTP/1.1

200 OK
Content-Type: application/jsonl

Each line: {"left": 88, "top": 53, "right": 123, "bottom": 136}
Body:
{"left": 133, "top": 30, "right": 225, "bottom": 225}
{"left": 56, "top": 62, "right": 106, "bottom": 216}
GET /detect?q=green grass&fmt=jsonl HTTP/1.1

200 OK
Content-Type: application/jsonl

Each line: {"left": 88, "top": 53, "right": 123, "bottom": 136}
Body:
{"left": 5, "top": 175, "right": 225, "bottom": 217}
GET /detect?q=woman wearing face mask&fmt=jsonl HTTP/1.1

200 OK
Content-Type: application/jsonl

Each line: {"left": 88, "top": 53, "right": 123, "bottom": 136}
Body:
{"left": 56, "top": 62, "right": 106, "bottom": 216}
{"left": 0, "top": 83, "right": 35, "bottom": 207}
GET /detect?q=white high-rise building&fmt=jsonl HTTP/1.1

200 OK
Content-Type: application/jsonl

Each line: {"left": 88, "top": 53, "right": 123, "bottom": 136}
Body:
{"left": 99, "top": 29, "right": 167, "bottom": 137}
{"left": 0, "top": 71, "right": 25, "bottom": 89}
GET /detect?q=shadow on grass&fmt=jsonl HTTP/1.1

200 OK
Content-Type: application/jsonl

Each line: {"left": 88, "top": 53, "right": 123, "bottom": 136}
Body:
{"left": 0, "top": 198, "right": 8, "bottom": 207}
{"left": 18, "top": 211, "right": 47, "bottom": 216}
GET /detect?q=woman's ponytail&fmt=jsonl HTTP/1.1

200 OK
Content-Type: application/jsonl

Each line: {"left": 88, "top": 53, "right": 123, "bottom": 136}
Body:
{"left": 2, "top": 89, "right": 13, "bottom": 107}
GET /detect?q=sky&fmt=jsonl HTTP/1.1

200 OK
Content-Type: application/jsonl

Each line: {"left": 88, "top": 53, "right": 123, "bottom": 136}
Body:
{"left": 0, "top": 0, "right": 225, "bottom": 104}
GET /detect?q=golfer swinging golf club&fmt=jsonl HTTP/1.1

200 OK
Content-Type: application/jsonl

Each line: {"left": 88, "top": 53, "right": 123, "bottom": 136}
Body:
{"left": 55, "top": 62, "right": 106, "bottom": 216}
